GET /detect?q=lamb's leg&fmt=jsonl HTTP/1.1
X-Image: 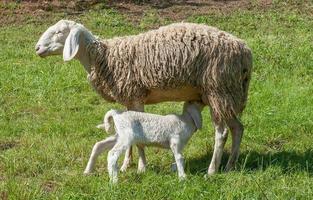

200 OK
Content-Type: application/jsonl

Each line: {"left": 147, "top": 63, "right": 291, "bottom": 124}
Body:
{"left": 137, "top": 145, "right": 146, "bottom": 173}
{"left": 84, "top": 136, "right": 117, "bottom": 174}
{"left": 208, "top": 121, "right": 228, "bottom": 175}
{"left": 225, "top": 117, "right": 244, "bottom": 171}
{"left": 107, "top": 143, "right": 127, "bottom": 183}
{"left": 121, "top": 102, "right": 144, "bottom": 172}
{"left": 170, "top": 140, "right": 186, "bottom": 180}
{"left": 120, "top": 146, "right": 132, "bottom": 172}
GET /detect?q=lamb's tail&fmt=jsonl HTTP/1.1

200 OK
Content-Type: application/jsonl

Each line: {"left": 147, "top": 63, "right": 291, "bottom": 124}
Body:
{"left": 99, "top": 109, "right": 120, "bottom": 134}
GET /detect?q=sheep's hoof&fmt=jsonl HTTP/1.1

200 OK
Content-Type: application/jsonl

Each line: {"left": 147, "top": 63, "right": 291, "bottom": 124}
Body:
{"left": 225, "top": 165, "right": 235, "bottom": 172}
{"left": 225, "top": 161, "right": 236, "bottom": 172}
{"left": 83, "top": 170, "right": 92, "bottom": 175}
{"left": 204, "top": 171, "right": 215, "bottom": 180}
{"left": 207, "top": 168, "right": 217, "bottom": 176}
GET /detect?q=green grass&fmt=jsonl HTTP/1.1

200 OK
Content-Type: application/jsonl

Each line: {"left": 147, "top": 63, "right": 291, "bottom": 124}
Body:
{"left": 2, "top": 3, "right": 313, "bottom": 199}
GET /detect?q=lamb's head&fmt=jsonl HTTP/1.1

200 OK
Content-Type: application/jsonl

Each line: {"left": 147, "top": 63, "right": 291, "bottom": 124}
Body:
{"left": 35, "top": 20, "right": 93, "bottom": 61}
{"left": 183, "top": 101, "right": 205, "bottom": 130}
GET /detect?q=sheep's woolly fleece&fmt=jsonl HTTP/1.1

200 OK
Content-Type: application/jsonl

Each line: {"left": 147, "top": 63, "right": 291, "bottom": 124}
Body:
{"left": 87, "top": 23, "right": 252, "bottom": 121}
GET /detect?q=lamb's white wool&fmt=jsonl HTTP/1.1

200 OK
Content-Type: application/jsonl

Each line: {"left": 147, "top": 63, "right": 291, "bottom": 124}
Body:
{"left": 84, "top": 101, "right": 204, "bottom": 183}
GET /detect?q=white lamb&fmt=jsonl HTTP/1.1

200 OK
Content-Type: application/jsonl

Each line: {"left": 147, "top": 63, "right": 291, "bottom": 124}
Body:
{"left": 84, "top": 101, "right": 204, "bottom": 183}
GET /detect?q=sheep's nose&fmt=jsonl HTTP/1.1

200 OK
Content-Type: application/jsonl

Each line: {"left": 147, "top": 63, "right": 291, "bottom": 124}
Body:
{"left": 35, "top": 45, "right": 40, "bottom": 52}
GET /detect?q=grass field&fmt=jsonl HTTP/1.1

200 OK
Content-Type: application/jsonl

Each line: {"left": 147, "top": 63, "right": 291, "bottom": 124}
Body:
{"left": 1, "top": 1, "right": 313, "bottom": 199}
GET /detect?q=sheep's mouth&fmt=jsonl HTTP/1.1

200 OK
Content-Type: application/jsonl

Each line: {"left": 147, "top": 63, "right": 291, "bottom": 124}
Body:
{"left": 36, "top": 49, "right": 48, "bottom": 57}
{"left": 35, "top": 45, "right": 50, "bottom": 57}
{"left": 36, "top": 46, "right": 63, "bottom": 57}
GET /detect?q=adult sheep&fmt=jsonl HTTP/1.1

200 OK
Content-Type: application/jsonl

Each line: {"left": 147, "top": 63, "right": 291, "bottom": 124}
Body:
{"left": 35, "top": 20, "right": 252, "bottom": 175}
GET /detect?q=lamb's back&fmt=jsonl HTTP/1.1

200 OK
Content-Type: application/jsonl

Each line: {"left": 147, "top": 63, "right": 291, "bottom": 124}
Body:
{"left": 113, "top": 111, "right": 187, "bottom": 144}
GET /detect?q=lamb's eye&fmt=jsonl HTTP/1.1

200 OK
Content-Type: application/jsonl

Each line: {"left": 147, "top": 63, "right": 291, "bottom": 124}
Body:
{"left": 56, "top": 31, "right": 62, "bottom": 34}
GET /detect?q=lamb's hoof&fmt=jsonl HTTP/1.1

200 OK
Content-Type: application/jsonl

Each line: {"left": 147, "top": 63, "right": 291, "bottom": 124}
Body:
{"left": 120, "top": 165, "right": 128, "bottom": 172}
{"left": 137, "top": 167, "right": 146, "bottom": 174}
{"left": 110, "top": 177, "right": 118, "bottom": 184}
{"left": 171, "top": 163, "right": 177, "bottom": 172}
{"left": 179, "top": 175, "right": 187, "bottom": 181}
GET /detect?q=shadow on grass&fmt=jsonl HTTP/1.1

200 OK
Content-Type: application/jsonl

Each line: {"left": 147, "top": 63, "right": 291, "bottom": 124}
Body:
{"left": 186, "top": 149, "right": 313, "bottom": 175}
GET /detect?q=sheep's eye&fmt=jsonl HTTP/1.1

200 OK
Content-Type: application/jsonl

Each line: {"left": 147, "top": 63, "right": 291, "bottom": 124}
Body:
{"left": 55, "top": 31, "right": 62, "bottom": 34}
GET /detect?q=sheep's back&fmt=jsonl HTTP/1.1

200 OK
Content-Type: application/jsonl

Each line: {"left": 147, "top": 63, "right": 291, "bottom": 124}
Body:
{"left": 105, "top": 23, "right": 248, "bottom": 88}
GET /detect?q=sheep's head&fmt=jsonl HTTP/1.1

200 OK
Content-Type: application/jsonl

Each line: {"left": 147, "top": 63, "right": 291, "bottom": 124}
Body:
{"left": 35, "top": 20, "right": 86, "bottom": 61}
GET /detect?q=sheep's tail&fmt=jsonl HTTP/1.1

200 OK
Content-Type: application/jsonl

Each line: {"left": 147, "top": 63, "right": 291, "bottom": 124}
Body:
{"left": 103, "top": 109, "right": 120, "bottom": 134}
{"left": 205, "top": 43, "right": 253, "bottom": 122}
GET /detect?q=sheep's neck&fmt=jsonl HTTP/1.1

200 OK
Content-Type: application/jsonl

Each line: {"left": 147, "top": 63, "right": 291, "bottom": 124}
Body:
{"left": 77, "top": 48, "right": 93, "bottom": 73}
{"left": 75, "top": 30, "right": 97, "bottom": 73}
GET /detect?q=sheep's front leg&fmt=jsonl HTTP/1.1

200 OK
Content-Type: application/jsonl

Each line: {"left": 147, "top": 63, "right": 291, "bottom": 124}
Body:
{"left": 137, "top": 145, "right": 146, "bottom": 173}
{"left": 84, "top": 136, "right": 117, "bottom": 174}
{"left": 121, "top": 102, "right": 144, "bottom": 172}
{"left": 170, "top": 139, "right": 186, "bottom": 180}
{"left": 208, "top": 121, "right": 228, "bottom": 175}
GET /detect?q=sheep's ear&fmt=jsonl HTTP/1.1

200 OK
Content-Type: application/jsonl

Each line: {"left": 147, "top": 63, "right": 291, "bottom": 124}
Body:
{"left": 188, "top": 107, "right": 202, "bottom": 130}
{"left": 63, "top": 28, "right": 81, "bottom": 61}
{"left": 96, "top": 124, "right": 106, "bottom": 130}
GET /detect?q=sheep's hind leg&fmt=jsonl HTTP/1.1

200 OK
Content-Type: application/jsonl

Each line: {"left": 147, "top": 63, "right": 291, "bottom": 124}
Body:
{"left": 84, "top": 136, "right": 117, "bottom": 174}
{"left": 207, "top": 119, "right": 228, "bottom": 175}
{"left": 225, "top": 117, "right": 244, "bottom": 171}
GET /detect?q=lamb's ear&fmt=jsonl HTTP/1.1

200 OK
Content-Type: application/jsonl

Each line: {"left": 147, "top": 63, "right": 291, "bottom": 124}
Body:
{"left": 188, "top": 106, "right": 202, "bottom": 130}
{"left": 63, "top": 28, "right": 81, "bottom": 61}
{"left": 96, "top": 124, "right": 106, "bottom": 130}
